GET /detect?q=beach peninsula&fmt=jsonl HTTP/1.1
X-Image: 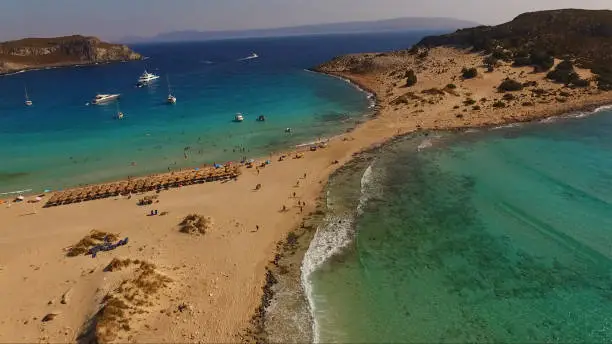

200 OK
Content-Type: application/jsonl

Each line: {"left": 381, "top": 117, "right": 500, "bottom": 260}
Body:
{"left": 2, "top": 9, "right": 612, "bottom": 343}
{"left": 0, "top": 35, "right": 141, "bottom": 75}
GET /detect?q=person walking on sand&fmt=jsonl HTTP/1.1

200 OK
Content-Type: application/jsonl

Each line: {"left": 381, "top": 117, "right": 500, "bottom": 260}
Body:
{"left": 256, "top": 225, "right": 259, "bottom": 232}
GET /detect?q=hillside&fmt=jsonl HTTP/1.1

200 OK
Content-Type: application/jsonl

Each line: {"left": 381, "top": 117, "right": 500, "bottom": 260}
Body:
{"left": 122, "top": 17, "right": 478, "bottom": 43}
{"left": 0, "top": 35, "right": 141, "bottom": 74}
{"left": 416, "top": 9, "right": 612, "bottom": 80}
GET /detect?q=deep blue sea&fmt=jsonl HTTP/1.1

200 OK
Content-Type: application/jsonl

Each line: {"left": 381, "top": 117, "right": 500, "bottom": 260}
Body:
{"left": 0, "top": 31, "right": 441, "bottom": 194}
{"left": 304, "top": 108, "right": 612, "bottom": 343}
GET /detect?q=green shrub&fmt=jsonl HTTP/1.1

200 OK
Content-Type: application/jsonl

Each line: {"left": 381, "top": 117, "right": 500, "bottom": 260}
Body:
{"left": 592, "top": 65, "right": 612, "bottom": 90}
{"left": 491, "top": 49, "right": 512, "bottom": 61}
{"left": 492, "top": 100, "right": 506, "bottom": 108}
{"left": 530, "top": 50, "right": 554, "bottom": 71}
{"left": 472, "top": 105, "right": 481, "bottom": 110}
{"left": 445, "top": 83, "right": 457, "bottom": 89}
{"left": 484, "top": 55, "right": 499, "bottom": 67}
{"left": 461, "top": 67, "right": 478, "bottom": 79}
{"left": 498, "top": 79, "right": 524, "bottom": 92}
{"left": 502, "top": 93, "right": 515, "bottom": 101}
{"left": 572, "top": 78, "right": 590, "bottom": 87}
{"left": 405, "top": 70, "right": 417, "bottom": 87}
{"left": 546, "top": 60, "right": 588, "bottom": 86}
{"left": 463, "top": 98, "right": 476, "bottom": 106}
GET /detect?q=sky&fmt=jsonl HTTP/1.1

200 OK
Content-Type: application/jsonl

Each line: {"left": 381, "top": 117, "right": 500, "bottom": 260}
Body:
{"left": 0, "top": 0, "right": 610, "bottom": 41}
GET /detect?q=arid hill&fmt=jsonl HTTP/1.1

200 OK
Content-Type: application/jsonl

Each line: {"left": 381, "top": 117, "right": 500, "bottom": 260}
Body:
{"left": 0, "top": 35, "right": 141, "bottom": 74}
{"left": 416, "top": 9, "right": 612, "bottom": 81}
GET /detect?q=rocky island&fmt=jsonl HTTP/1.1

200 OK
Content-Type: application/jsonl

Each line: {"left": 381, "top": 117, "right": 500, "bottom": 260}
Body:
{"left": 0, "top": 35, "right": 141, "bottom": 74}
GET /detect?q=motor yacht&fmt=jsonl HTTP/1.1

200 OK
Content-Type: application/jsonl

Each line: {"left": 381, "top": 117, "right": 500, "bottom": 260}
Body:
{"left": 136, "top": 70, "right": 160, "bottom": 87}
{"left": 91, "top": 94, "right": 120, "bottom": 105}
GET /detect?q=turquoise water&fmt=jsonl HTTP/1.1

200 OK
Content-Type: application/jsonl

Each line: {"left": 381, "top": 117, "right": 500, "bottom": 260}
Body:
{"left": 0, "top": 31, "right": 439, "bottom": 194}
{"left": 307, "top": 110, "right": 612, "bottom": 343}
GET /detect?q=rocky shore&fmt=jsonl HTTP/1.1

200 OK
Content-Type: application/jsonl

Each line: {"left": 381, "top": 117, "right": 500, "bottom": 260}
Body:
{"left": 0, "top": 35, "right": 141, "bottom": 74}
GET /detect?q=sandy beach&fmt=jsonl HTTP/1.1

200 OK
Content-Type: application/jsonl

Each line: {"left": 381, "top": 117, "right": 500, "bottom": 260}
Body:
{"left": 2, "top": 46, "right": 612, "bottom": 343}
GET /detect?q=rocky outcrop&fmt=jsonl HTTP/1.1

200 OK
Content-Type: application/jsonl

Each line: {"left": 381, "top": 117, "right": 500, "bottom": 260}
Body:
{"left": 416, "top": 9, "right": 612, "bottom": 69}
{"left": 0, "top": 35, "right": 141, "bottom": 74}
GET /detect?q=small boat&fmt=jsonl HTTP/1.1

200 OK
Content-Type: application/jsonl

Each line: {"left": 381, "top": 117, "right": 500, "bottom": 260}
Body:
{"left": 92, "top": 94, "right": 120, "bottom": 105}
{"left": 256, "top": 115, "right": 266, "bottom": 122}
{"left": 285, "top": 128, "right": 292, "bottom": 133}
{"left": 115, "top": 102, "right": 124, "bottom": 119}
{"left": 234, "top": 113, "right": 244, "bottom": 122}
{"left": 167, "top": 75, "right": 176, "bottom": 104}
{"left": 24, "top": 85, "right": 32, "bottom": 106}
{"left": 136, "top": 69, "right": 160, "bottom": 87}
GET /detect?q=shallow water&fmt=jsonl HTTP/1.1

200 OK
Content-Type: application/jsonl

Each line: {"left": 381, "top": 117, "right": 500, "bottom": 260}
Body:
{"left": 307, "top": 110, "right": 612, "bottom": 343}
{"left": 0, "top": 31, "right": 441, "bottom": 194}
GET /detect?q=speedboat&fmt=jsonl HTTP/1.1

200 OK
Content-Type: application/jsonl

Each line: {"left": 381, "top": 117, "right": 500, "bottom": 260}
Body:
{"left": 136, "top": 69, "right": 160, "bottom": 87}
{"left": 92, "top": 94, "right": 120, "bottom": 105}
{"left": 234, "top": 113, "right": 244, "bottom": 122}
{"left": 24, "top": 86, "right": 33, "bottom": 106}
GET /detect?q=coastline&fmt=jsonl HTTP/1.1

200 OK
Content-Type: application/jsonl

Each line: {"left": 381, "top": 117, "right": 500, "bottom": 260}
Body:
{"left": 2, "top": 46, "right": 612, "bottom": 343}
{"left": 245, "top": 48, "right": 612, "bottom": 343}
{"left": 0, "top": 59, "right": 140, "bottom": 77}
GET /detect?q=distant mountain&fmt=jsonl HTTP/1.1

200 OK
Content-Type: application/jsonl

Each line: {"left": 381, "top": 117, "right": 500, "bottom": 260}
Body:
{"left": 120, "top": 17, "right": 478, "bottom": 43}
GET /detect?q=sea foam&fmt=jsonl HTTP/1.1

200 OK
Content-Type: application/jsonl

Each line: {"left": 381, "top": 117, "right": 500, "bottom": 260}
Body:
{"left": 301, "top": 162, "right": 380, "bottom": 343}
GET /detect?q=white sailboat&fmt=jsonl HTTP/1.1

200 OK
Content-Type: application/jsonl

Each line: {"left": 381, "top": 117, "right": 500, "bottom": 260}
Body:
{"left": 24, "top": 85, "right": 32, "bottom": 106}
{"left": 167, "top": 75, "right": 176, "bottom": 104}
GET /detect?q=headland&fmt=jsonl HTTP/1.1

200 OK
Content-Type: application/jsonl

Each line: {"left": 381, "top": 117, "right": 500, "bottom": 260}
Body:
{"left": 0, "top": 35, "right": 141, "bottom": 75}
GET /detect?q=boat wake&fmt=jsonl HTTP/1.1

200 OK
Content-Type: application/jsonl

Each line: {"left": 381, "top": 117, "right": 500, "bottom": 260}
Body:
{"left": 238, "top": 53, "right": 259, "bottom": 61}
{"left": 301, "top": 162, "right": 380, "bottom": 343}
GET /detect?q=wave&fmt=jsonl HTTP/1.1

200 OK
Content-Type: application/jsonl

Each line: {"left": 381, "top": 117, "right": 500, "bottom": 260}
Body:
{"left": 301, "top": 162, "right": 379, "bottom": 343}
{"left": 0, "top": 188, "right": 32, "bottom": 196}
{"left": 200, "top": 60, "right": 214, "bottom": 64}
{"left": 238, "top": 53, "right": 259, "bottom": 61}
{"left": 491, "top": 123, "right": 522, "bottom": 130}
{"left": 593, "top": 104, "right": 612, "bottom": 113}
{"left": 417, "top": 139, "right": 433, "bottom": 151}
{"left": 539, "top": 116, "right": 558, "bottom": 123}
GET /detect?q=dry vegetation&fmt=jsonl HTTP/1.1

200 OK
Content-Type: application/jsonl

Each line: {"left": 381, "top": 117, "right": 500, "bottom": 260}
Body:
{"left": 178, "top": 214, "right": 213, "bottom": 235}
{"left": 85, "top": 260, "right": 172, "bottom": 343}
{"left": 66, "top": 230, "right": 119, "bottom": 257}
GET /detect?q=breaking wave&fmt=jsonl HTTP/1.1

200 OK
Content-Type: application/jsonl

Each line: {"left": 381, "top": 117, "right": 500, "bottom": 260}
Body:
{"left": 301, "top": 162, "right": 380, "bottom": 342}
